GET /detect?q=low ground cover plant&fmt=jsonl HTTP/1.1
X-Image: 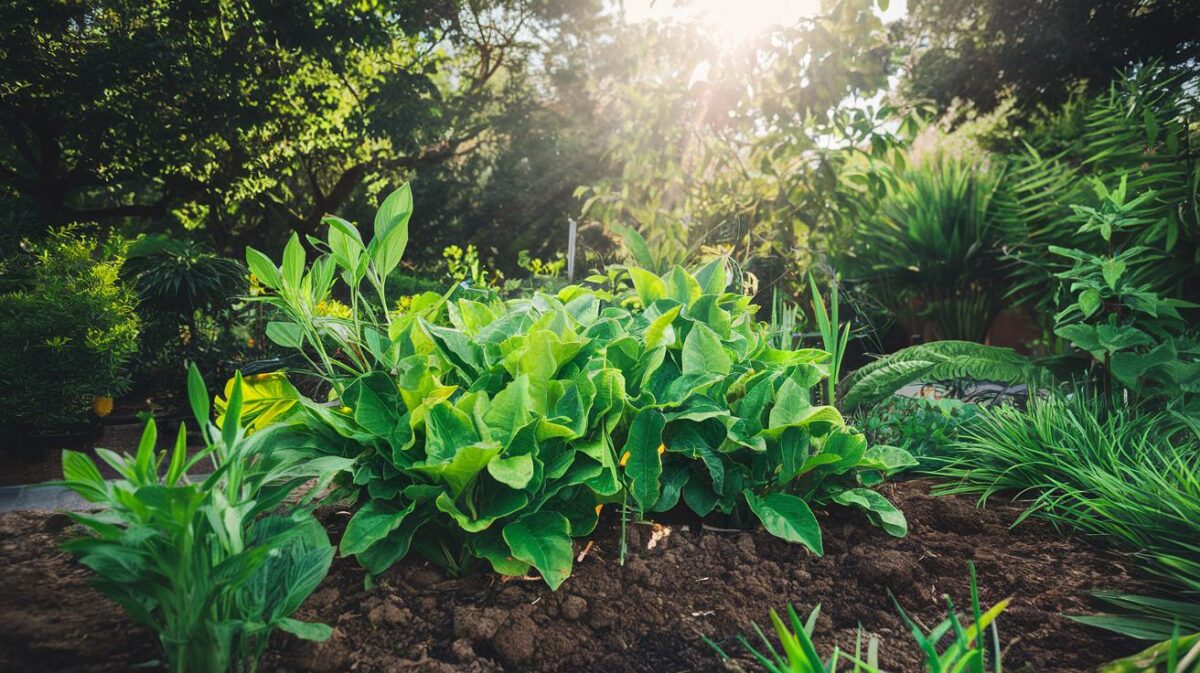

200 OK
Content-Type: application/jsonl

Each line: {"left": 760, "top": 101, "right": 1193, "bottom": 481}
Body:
{"left": 242, "top": 186, "right": 915, "bottom": 588}
{"left": 58, "top": 365, "right": 349, "bottom": 673}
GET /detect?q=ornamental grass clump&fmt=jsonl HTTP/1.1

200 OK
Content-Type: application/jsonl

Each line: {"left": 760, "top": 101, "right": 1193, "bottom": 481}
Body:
{"left": 243, "top": 184, "right": 915, "bottom": 589}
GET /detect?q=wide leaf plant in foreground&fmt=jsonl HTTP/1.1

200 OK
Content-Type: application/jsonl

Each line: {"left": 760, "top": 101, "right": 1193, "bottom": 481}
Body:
{"left": 252, "top": 188, "right": 914, "bottom": 589}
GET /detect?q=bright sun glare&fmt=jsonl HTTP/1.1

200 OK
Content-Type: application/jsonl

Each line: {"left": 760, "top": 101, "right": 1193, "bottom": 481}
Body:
{"left": 622, "top": 0, "right": 823, "bottom": 42}
{"left": 622, "top": 0, "right": 905, "bottom": 44}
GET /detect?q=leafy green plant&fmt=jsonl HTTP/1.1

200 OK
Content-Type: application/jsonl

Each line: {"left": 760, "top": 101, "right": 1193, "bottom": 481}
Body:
{"left": 0, "top": 229, "right": 140, "bottom": 432}
{"left": 245, "top": 188, "right": 911, "bottom": 588}
{"left": 709, "top": 603, "right": 879, "bottom": 672}
{"left": 709, "top": 562, "right": 1007, "bottom": 673}
{"left": 843, "top": 341, "right": 1047, "bottom": 410}
{"left": 244, "top": 183, "right": 420, "bottom": 388}
{"left": 1050, "top": 177, "right": 1199, "bottom": 408}
{"left": 58, "top": 365, "right": 346, "bottom": 673}
{"left": 996, "top": 64, "right": 1199, "bottom": 322}
{"left": 857, "top": 396, "right": 980, "bottom": 462}
{"left": 123, "top": 234, "right": 250, "bottom": 399}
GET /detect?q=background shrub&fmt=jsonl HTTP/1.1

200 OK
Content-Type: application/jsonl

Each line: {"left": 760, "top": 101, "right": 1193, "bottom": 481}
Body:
{"left": 0, "top": 229, "right": 139, "bottom": 432}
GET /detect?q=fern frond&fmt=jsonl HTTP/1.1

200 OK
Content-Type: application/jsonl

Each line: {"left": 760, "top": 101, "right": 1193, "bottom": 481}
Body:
{"left": 844, "top": 341, "right": 1046, "bottom": 409}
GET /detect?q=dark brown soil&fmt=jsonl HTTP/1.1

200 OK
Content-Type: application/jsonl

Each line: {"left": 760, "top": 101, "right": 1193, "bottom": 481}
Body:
{"left": 0, "top": 480, "right": 1146, "bottom": 673}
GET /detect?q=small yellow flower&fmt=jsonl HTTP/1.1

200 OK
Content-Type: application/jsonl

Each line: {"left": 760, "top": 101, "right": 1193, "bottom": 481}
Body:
{"left": 315, "top": 298, "right": 352, "bottom": 319}
{"left": 340, "top": 406, "right": 353, "bottom": 415}
{"left": 246, "top": 337, "right": 256, "bottom": 348}
{"left": 619, "top": 450, "right": 630, "bottom": 467}
{"left": 92, "top": 396, "right": 114, "bottom": 418}
{"left": 658, "top": 443, "right": 666, "bottom": 455}
{"left": 595, "top": 504, "right": 604, "bottom": 516}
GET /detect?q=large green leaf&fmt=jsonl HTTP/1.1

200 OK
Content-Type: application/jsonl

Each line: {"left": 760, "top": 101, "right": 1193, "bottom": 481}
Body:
{"left": 831, "top": 488, "right": 908, "bottom": 537}
{"left": 682, "top": 322, "right": 731, "bottom": 376}
{"left": 370, "top": 184, "right": 412, "bottom": 278}
{"left": 339, "top": 501, "right": 416, "bottom": 556}
{"left": 624, "top": 408, "right": 666, "bottom": 510}
{"left": 503, "top": 512, "right": 574, "bottom": 590}
{"left": 744, "top": 491, "right": 823, "bottom": 555}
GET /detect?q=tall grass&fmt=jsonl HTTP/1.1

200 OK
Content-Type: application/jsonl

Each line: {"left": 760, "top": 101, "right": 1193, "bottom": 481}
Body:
{"left": 932, "top": 392, "right": 1200, "bottom": 594}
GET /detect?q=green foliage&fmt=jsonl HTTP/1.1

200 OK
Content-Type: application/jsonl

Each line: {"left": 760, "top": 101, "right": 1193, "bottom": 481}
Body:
{"left": 933, "top": 392, "right": 1200, "bottom": 598}
{"left": 0, "top": 229, "right": 139, "bottom": 432}
{"left": 246, "top": 191, "right": 909, "bottom": 588}
{"left": 709, "top": 603, "right": 879, "bottom": 672}
{"left": 58, "top": 365, "right": 347, "bottom": 673}
{"left": 579, "top": 0, "right": 914, "bottom": 288}
{"left": 849, "top": 147, "right": 1008, "bottom": 342}
{"left": 809, "top": 274, "right": 851, "bottom": 406}
{"left": 0, "top": 0, "right": 610, "bottom": 259}
{"left": 857, "top": 396, "right": 980, "bottom": 462}
{"left": 709, "top": 562, "right": 1007, "bottom": 672}
{"left": 123, "top": 234, "right": 250, "bottom": 397}
{"left": 843, "top": 341, "right": 1046, "bottom": 410}
{"left": 1049, "top": 177, "right": 1200, "bottom": 411}
{"left": 899, "top": 0, "right": 1200, "bottom": 112}
{"left": 1073, "top": 592, "right": 1200, "bottom": 642}
{"left": 995, "top": 64, "right": 1199, "bottom": 320}
{"left": 1100, "top": 627, "right": 1200, "bottom": 673}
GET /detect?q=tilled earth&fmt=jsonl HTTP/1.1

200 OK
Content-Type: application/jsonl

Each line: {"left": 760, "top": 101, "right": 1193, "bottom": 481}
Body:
{"left": 0, "top": 480, "right": 1146, "bottom": 672}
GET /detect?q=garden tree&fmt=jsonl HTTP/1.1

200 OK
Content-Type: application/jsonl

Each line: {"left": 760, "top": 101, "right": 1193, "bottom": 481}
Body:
{"left": 406, "top": 14, "right": 620, "bottom": 267}
{"left": 579, "top": 0, "right": 919, "bottom": 291}
{"left": 897, "top": 0, "right": 1200, "bottom": 112}
{"left": 0, "top": 0, "right": 606, "bottom": 252}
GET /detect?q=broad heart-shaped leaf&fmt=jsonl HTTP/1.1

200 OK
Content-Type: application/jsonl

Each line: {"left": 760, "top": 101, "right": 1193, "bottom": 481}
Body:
{"left": 628, "top": 266, "right": 666, "bottom": 305}
{"left": 861, "top": 445, "right": 919, "bottom": 476}
{"left": 487, "top": 452, "right": 534, "bottom": 490}
{"left": 371, "top": 183, "right": 412, "bottom": 278}
{"left": 645, "top": 305, "right": 681, "bottom": 349}
{"left": 831, "top": 488, "right": 907, "bottom": 537}
{"left": 1096, "top": 324, "right": 1154, "bottom": 353}
{"left": 1101, "top": 258, "right": 1126, "bottom": 289}
{"left": 682, "top": 322, "right": 731, "bottom": 376}
{"left": 624, "top": 408, "right": 666, "bottom": 511}
{"left": 357, "top": 507, "right": 434, "bottom": 575}
{"left": 1111, "top": 340, "right": 1177, "bottom": 389}
{"left": 341, "top": 372, "right": 403, "bottom": 438}
{"left": 503, "top": 512, "right": 574, "bottom": 590}
{"left": 1056, "top": 323, "right": 1103, "bottom": 353}
{"left": 423, "top": 403, "right": 480, "bottom": 463}
{"left": 411, "top": 441, "right": 502, "bottom": 498}
{"left": 693, "top": 256, "right": 728, "bottom": 295}
{"left": 744, "top": 491, "right": 823, "bottom": 555}
{"left": 340, "top": 501, "right": 416, "bottom": 556}
{"left": 435, "top": 487, "right": 529, "bottom": 533}
{"left": 768, "top": 377, "right": 812, "bottom": 429}
{"left": 473, "top": 527, "right": 532, "bottom": 576}
{"left": 483, "top": 375, "right": 533, "bottom": 445}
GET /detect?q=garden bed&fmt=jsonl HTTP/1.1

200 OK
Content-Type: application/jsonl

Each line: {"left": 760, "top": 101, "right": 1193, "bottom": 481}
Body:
{"left": 0, "top": 480, "right": 1145, "bottom": 672}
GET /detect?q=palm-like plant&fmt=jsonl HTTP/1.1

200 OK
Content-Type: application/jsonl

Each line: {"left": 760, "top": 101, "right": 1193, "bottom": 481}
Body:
{"left": 855, "top": 149, "right": 1007, "bottom": 342}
